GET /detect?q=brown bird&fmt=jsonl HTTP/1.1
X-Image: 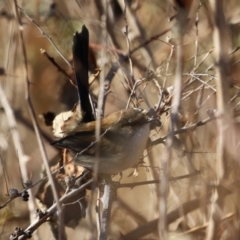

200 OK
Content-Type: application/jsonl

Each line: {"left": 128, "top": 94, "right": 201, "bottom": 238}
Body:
{"left": 52, "top": 25, "right": 94, "bottom": 138}
{"left": 52, "top": 108, "right": 152, "bottom": 175}
{"left": 52, "top": 26, "right": 156, "bottom": 175}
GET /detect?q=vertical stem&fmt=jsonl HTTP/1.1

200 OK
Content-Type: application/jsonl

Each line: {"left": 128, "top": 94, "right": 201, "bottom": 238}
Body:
{"left": 99, "top": 179, "right": 115, "bottom": 240}
{"left": 207, "top": 1, "right": 231, "bottom": 239}
{"left": 159, "top": 6, "right": 184, "bottom": 236}
{"left": 13, "top": 1, "right": 65, "bottom": 239}
{"left": 209, "top": 0, "right": 230, "bottom": 181}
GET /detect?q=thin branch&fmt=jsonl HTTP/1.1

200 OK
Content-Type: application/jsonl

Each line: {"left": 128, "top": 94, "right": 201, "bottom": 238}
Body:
{"left": 156, "top": 43, "right": 174, "bottom": 111}
{"left": 206, "top": 1, "right": 232, "bottom": 239}
{"left": 118, "top": 172, "right": 200, "bottom": 189}
{"left": 186, "top": 74, "right": 216, "bottom": 92}
{"left": 123, "top": 0, "right": 134, "bottom": 87}
{"left": 171, "top": 212, "right": 234, "bottom": 239}
{"left": 151, "top": 114, "right": 217, "bottom": 147}
{"left": 121, "top": 194, "right": 208, "bottom": 240}
{"left": 40, "top": 49, "right": 76, "bottom": 88}
{"left": 13, "top": 1, "right": 65, "bottom": 239}
{"left": 193, "top": 2, "right": 201, "bottom": 69}
{"left": 0, "top": 80, "right": 36, "bottom": 220}
{"left": 130, "top": 28, "right": 171, "bottom": 55}
{"left": 96, "top": 189, "right": 101, "bottom": 240}
{"left": 99, "top": 178, "right": 116, "bottom": 240}
{"left": 91, "top": 2, "right": 109, "bottom": 239}
{"left": 158, "top": 13, "right": 185, "bottom": 237}
{"left": 209, "top": 0, "right": 232, "bottom": 180}
{"left": 17, "top": 5, "right": 71, "bottom": 68}
{"left": 183, "top": 47, "right": 214, "bottom": 90}
{"left": 117, "top": 0, "right": 154, "bottom": 67}
{"left": 17, "top": 179, "right": 93, "bottom": 240}
{"left": 103, "top": 28, "right": 171, "bottom": 91}
{"left": 126, "top": 78, "right": 144, "bottom": 109}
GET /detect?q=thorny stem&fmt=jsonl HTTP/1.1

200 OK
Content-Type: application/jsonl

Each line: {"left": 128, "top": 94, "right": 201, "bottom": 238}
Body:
{"left": 17, "top": 179, "right": 93, "bottom": 240}
{"left": 14, "top": 1, "right": 65, "bottom": 239}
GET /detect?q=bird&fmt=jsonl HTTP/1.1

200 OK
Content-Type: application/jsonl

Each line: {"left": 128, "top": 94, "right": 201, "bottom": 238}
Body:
{"left": 72, "top": 25, "right": 95, "bottom": 123}
{"left": 51, "top": 108, "right": 152, "bottom": 175}
{"left": 52, "top": 25, "right": 155, "bottom": 175}
{"left": 52, "top": 25, "right": 95, "bottom": 138}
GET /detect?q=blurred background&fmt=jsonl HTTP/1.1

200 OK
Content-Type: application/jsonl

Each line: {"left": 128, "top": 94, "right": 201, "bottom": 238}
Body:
{"left": 0, "top": 0, "right": 240, "bottom": 239}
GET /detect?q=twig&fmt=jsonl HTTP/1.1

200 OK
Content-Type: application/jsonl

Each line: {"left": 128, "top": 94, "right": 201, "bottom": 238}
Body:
{"left": 17, "top": 179, "right": 93, "bottom": 240}
{"left": 185, "top": 74, "right": 216, "bottom": 92}
{"left": 151, "top": 114, "right": 217, "bottom": 147}
{"left": 123, "top": 0, "right": 134, "bottom": 87}
{"left": 117, "top": 0, "right": 154, "bottom": 67}
{"left": 158, "top": 13, "right": 184, "bottom": 238}
{"left": 103, "top": 28, "right": 171, "bottom": 91}
{"left": 121, "top": 194, "right": 207, "bottom": 240}
{"left": 99, "top": 177, "right": 116, "bottom": 240}
{"left": 130, "top": 28, "right": 171, "bottom": 55}
{"left": 0, "top": 152, "right": 73, "bottom": 210}
{"left": 13, "top": 1, "right": 65, "bottom": 239}
{"left": 90, "top": 2, "right": 110, "bottom": 239}
{"left": 0, "top": 79, "right": 36, "bottom": 220}
{"left": 94, "top": 0, "right": 122, "bottom": 51}
{"left": 229, "top": 45, "right": 240, "bottom": 55}
{"left": 170, "top": 212, "right": 235, "bottom": 239}
{"left": 193, "top": 2, "right": 201, "bottom": 69}
{"left": 183, "top": 47, "right": 214, "bottom": 90}
{"left": 156, "top": 43, "right": 174, "bottom": 111}
{"left": 117, "top": 172, "right": 200, "bottom": 189}
{"left": 206, "top": 1, "right": 232, "bottom": 239}
{"left": 125, "top": 78, "right": 144, "bottom": 109}
{"left": 95, "top": 3, "right": 115, "bottom": 238}
{"left": 121, "top": 183, "right": 232, "bottom": 240}
{"left": 17, "top": 5, "right": 71, "bottom": 68}
{"left": 209, "top": 0, "right": 231, "bottom": 184}
{"left": 96, "top": 189, "right": 101, "bottom": 239}
{"left": 40, "top": 49, "right": 76, "bottom": 88}
{"left": 181, "top": 78, "right": 215, "bottom": 102}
